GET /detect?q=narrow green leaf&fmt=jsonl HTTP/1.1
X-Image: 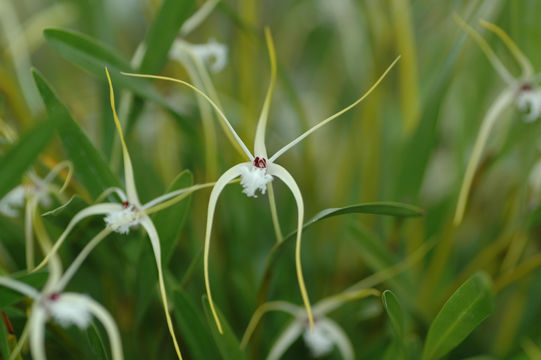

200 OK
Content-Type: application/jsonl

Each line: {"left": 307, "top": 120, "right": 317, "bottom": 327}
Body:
{"left": 422, "top": 273, "right": 494, "bottom": 360}
{"left": 173, "top": 290, "right": 220, "bottom": 360}
{"left": 202, "top": 296, "right": 246, "bottom": 360}
{"left": 153, "top": 170, "right": 193, "bottom": 264}
{"left": 33, "top": 69, "right": 120, "bottom": 199}
{"left": 283, "top": 202, "right": 423, "bottom": 242}
{"left": 44, "top": 29, "right": 169, "bottom": 111}
{"left": 85, "top": 322, "right": 110, "bottom": 360}
{"left": 382, "top": 290, "right": 405, "bottom": 339}
{"left": 0, "top": 312, "right": 10, "bottom": 360}
{"left": 0, "top": 271, "right": 48, "bottom": 308}
{"left": 0, "top": 121, "right": 55, "bottom": 199}
{"left": 138, "top": 0, "right": 195, "bottom": 74}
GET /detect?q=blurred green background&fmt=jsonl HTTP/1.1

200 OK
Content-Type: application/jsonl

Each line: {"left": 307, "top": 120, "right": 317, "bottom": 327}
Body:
{"left": 2, "top": 0, "right": 541, "bottom": 359}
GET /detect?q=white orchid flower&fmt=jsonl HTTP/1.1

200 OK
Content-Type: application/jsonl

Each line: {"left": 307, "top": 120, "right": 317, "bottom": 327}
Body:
{"left": 170, "top": 39, "right": 228, "bottom": 74}
{"left": 454, "top": 16, "right": 541, "bottom": 224}
{"left": 33, "top": 69, "right": 218, "bottom": 360}
{"left": 123, "top": 29, "right": 399, "bottom": 333}
{"left": 0, "top": 160, "right": 73, "bottom": 270}
{"left": 0, "top": 253, "right": 123, "bottom": 360}
{"left": 241, "top": 289, "right": 379, "bottom": 360}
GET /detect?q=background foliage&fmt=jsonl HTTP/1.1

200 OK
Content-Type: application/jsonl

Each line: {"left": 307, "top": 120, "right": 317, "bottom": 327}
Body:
{"left": 1, "top": 0, "right": 541, "bottom": 359}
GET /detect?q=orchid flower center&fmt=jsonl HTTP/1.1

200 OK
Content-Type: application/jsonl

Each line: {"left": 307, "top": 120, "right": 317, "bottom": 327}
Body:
{"left": 517, "top": 82, "right": 541, "bottom": 122}
{"left": 302, "top": 319, "right": 334, "bottom": 358}
{"left": 104, "top": 201, "right": 140, "bottom": 234}
{"left": 239, "top": 157, "right": 273, "bottom": 198}
{"left": 43, "top": 292, "right": 92, "bottom": 329}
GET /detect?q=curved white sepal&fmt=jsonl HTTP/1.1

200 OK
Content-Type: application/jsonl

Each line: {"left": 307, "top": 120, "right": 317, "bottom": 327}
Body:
{"left": 266, "top": 320, "right": 304, "bottom": 360}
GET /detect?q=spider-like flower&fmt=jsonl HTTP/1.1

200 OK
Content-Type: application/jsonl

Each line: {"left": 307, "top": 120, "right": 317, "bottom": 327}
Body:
{"left": 0, "top": 161, "right": 72, "bottom": 270}
{"left": 454, "top": 16, "right": 541, "bottom": 224}
{"left": 0, "top": 255, "right": 123, "bottom": 360}
{"left": 240, "top": 288, "right": 379, "bottom": 360}
{"left": 34, "top": 69, "right": 216, "bottom": 360}
{"left": 123, "top": 29, "right": 399, "bottom": 333}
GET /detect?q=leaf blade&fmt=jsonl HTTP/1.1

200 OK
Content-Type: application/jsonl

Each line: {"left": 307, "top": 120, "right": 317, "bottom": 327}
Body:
{"left": 422, "top": 272, "right": 494, "bottom": 360}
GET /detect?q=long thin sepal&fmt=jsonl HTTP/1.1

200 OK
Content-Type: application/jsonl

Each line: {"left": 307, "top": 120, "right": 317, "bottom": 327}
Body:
{"left": 34, "top": 203, "right": 122, "bottom": 271}
{"left": 240, "top": 301, "right": 299, "bottom": 348}
{"left": 254, "top": 28, "right": 277, "bottom": 158}
{"left": 269, "top": 56, "right": 400, "bottom": 162}
{"left": 121, "top": 72, "right": 254, "bottom": 160}
{"left": 139, "top": 216, "right": 184, "bottom": 360}
{"left": 29, "top": 308, "right": 47, "bottom": 360}
{"left": 453, "top": 14, "right": 515, "bottom": 85}
{"left": 204, "top": 163, "right": 246, "bottom": 333}
{"left": 105, "top": 68, "right": 140, "bottom": 205}
{"left": 479, "top": 20, "right": 534, "bottom": 79}
{"left": 454, "top": 89, "right": 515, "bottom": 225}
{"left": 318, "top": 318, "right": 354, "bottom": 360}
{"left": 266, "top": 320, "right": 304, "bottom": 360}
{"left": 268, "top": 163, "right": 314, "bottom": 330}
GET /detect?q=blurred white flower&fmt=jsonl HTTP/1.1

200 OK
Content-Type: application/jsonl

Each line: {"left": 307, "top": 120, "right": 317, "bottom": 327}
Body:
{"left": 126, "top": 29, "right": 399, "bottom": 334}
{"left": 241, "top": 289, "right": 379, "bottom": 360}
{"left": 454, "top": 17, "right": 541, "bottom": 224}
{"left": 0, "top": 185, "right": 25, "bottom": 217}
{"left": 0, "top": 257, "right": 123, "bottom": 360}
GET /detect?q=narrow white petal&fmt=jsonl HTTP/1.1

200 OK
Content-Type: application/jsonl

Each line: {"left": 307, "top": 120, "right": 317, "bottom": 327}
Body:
{"left": 57, "top": 227, "right": 113, "bottom": 291}
{"left": 266, "top": 320, "right": 304, "bottom": 360}
{"left": 121, "top": 72, "right": 253, "bottom": 160}
{"left": 317, "top": 318, "right": 354, "bottom": 360}
{"left": 313, "top": 288, "right": 380, "bottom": 316}
{"left": 267, "top": 163, "right": 313, "bottom": 329}
{"left": 105, "top": 68, "right": 140, "bottom": 205}
{"left": 204, "top": 164, "right": 245, "bottom": 333}
{"left": 180, "top": 0, "right": 220, "bottom": 36}
{"left": 479, "top": 20, "right": 534, "bottom": 79}
{"left": 254, "top": 28, "right": 277, "bottom": 158}
{"left": 269, "top": 56, "right": 400, "bottom": 163}
{"left": 454, "top": 88, "right": 515, "bottom": 225}
{"left": 0, "top": 276, "right": 40, "bottom": 298}
{"left": 139, "top": 216, "right": 183, "bottom": 360}
{"left": 82, "top": 296, "right": 124, "bottom": 360}
{"left": 35, "top": 203, "right": 122, "bottom": 271}
{"left": 241, "top": 301, "right": 301, "bottom": 348}
{"left": 454, "top": 15, "right": 515, "bottom": 85}
{"left": 29, "top": 307, "right": 47, "bottom": 360}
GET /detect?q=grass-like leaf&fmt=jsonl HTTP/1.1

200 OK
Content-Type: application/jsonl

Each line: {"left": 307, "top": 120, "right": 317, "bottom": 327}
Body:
{"left": 0, "top": 120, "right": 55, "bottom": 199}
{"left": 138, "top": 0, "right": 195, "bottom": 74}
{"left": 422, "top": 272, "right": 494, "bottom": 360}
{"left": 173, "top": 290, "right": 220, "bottom": 360}
{"left": 33, "top": 69, "right": 120, "bottom": 199}
{"left": 43, "top": 29, "right": 173, "bottom": 112}
{"left": 382, "top": 290, "right": 405, "bottom": 339}
{"left": 202, "top": 296, "right": 246, "bottom": 360}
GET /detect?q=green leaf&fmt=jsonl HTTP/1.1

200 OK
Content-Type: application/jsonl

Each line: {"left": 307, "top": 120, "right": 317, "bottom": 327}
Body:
{"left": 153, "top": 170, "right": 193, "bottom": 264}
{"left": 256, "top": 202, "right": 422, "bottom": 308}
{"left": 202, "top": 296, "right": 246, "bottom": 360}
{"left": 173, "top": 290, "right": 220, "bottom": 360}
{"left": 422, "top": 273, "right": 494, "bottom": 360}
{"left": 382, "top": 290, "right": 405, "bottom": 339}
{"left": 0, "top": 312, "right": 10, "bottom": 360}
{"left": 0, "top": 121, "right": 55, "bottom": 199}
{"left": 0, "top": 271, "right": 48, "bottom": 308}
{"left": 283, "top": 202, "right": 423, "bottom": 242}
{"left": 33, "top": 69, "right": 120, "bottom": 199}
{"left": 85, "top": 322, "right": 110, "bottom": 360}
{"left": 43, "top": 29, "right": 171, "bottom": 111}
{"left": 138, "top": 0, "right": 195, "bottom": 74}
